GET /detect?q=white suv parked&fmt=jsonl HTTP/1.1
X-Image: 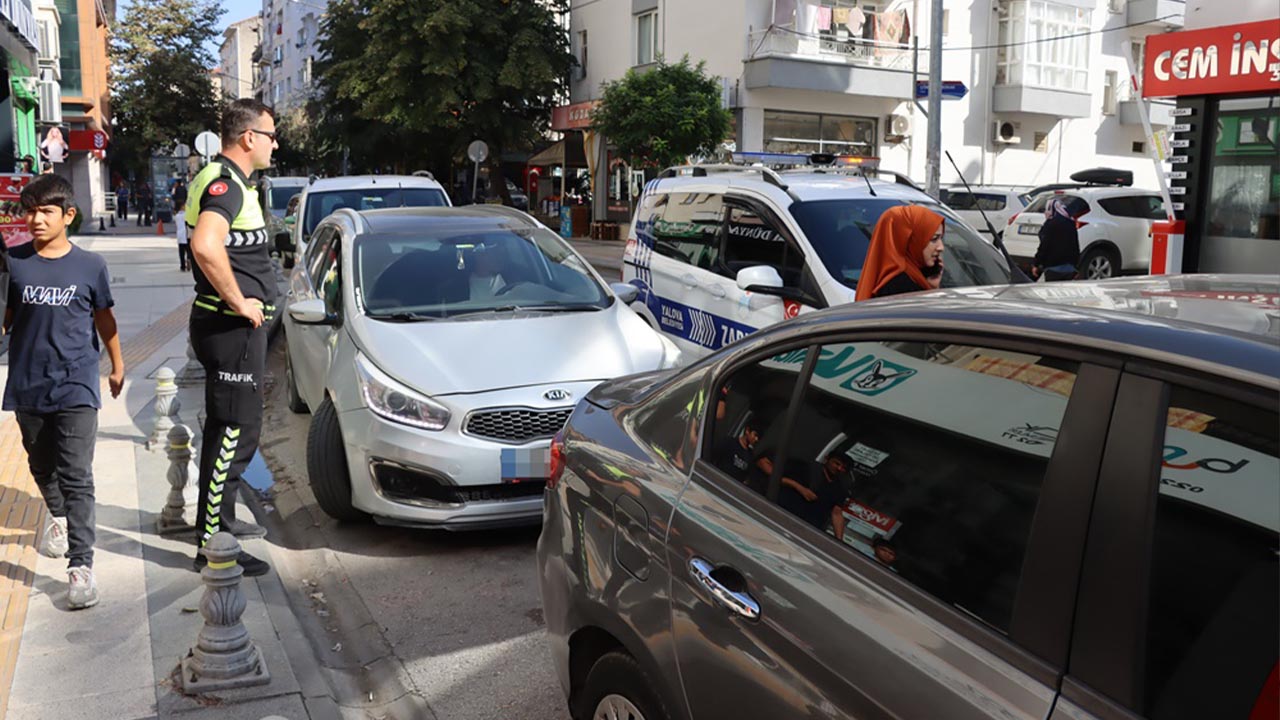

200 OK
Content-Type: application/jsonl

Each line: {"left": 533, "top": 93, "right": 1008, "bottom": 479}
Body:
{"left": 290, "top": 174, "right": 453, "bottom": 252}
{"left": 1003, "top": 187, "right": 1166, "bottom": 279}
{"left": 622, "top": 165, "right": 1018, "bottom": 361}
{"left": 939, "top": 185, "right": 1030, "bottom": 239}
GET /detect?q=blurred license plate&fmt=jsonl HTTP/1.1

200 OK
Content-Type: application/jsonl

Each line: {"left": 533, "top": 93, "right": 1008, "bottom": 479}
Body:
{"left": 1018, "top": 224, "right": 1040, "bottom": 236}
{"left": 500, "top": 447, "right": 550, "bottom": 482}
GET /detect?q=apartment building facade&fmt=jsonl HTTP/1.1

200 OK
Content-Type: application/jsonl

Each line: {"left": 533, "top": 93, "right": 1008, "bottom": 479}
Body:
{"left": 49, "top": 0, "right": 112, "bottom": 216}
{"left": 569, "top": 0, "right": 1186, "bottom": 194}
{"left": 219, "top": 15, "right": 261, "bottom": 100}
{"left": 255, "top": 0, "right": 327, "bottom": 113}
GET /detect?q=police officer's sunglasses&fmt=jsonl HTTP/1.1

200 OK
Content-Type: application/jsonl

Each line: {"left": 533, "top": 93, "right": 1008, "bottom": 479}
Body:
{"left": 246, "top": 128, "right": 278, "bottom": 141}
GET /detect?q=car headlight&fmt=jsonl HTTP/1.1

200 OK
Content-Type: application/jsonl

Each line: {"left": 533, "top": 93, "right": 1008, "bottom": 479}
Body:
{"left": 354, "top": 353, "right": 450, "bottom": 431}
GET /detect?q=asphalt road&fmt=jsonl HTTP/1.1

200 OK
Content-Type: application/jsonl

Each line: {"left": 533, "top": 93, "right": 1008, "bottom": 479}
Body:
{"left": 254, "top": 241, "right": 626, "bottom": 719}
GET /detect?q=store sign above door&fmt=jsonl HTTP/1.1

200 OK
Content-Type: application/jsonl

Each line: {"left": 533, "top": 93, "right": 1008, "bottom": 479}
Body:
{"left": 1143, "top": 19, "right": 1280, "bottom": 98}
{"left": 551, "top": 101, "right": 600, "bottom": 131}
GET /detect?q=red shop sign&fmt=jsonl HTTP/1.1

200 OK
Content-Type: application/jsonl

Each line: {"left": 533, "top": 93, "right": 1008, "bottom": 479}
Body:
{"left": 551, "top": 101, "right": 599, "bottom": 131}
{"left": 1143, "top": 19, "right": 1280, "bottom": 98}
{"left": 68, "top": 129, "right": 109, "bottom": 152}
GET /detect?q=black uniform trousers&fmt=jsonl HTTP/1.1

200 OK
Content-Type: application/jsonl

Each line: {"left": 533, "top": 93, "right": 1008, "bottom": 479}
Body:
{"left": 190, "top": 307, "right": 267, "bottom": 548}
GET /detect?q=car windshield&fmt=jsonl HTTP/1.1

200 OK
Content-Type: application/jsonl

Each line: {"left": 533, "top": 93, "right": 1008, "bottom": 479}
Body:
{"left": 304, "top": 188, "right": 449, "bottom": 236}
{"left": 356, "top": 224, "right": 610, "bottom": 319}
{"left": 268, "top": 183, "right": 305, "bottom": 213}
{"left": 789, "top": 198, "right": 1015, "bottom": 290}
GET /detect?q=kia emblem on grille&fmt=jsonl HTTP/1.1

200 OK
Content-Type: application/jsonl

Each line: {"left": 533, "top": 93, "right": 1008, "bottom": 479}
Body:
{"left": 544, "top": 389, "right": 571, "bottom": 402}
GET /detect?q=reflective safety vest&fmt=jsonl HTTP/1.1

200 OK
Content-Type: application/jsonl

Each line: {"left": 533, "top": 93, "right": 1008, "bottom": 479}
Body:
{"left": 186, "top": 156, "right": 277, "bottom": 311}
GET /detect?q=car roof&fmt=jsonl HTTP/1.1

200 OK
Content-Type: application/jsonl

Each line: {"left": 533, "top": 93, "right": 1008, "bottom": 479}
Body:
{"left": 303, "top": 175, "right": 446, "bottom": 193}
{"left": 263, "top": 175, "right": 307, "bottom": 185}
{"left": 771, "top": 275, "right": 1280, "bottom": 386}
{"left": 346, "top": 205, "right": 541, "bottom": 235}
{"left": 646, "top": 171, "right": 930, "bottom": 205}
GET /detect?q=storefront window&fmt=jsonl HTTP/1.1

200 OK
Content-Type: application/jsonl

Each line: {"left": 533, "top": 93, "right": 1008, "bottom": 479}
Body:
{"left": 763, "top": 110, "right": 877, "bottom": 156}
{"left": 1204, "top": 96, "right": 1280, "bottom": 245}
{"left": 996, "top": 0, "right": 1089, "bottom": 93}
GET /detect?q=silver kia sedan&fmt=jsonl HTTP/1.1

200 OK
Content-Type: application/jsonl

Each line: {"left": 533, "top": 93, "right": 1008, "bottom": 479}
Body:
{"left": 283, "top": 205, "right": 680, "bottom": 528}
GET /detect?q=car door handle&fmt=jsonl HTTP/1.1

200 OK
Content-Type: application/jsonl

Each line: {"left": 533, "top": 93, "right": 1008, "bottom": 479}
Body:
{"left": 689, "top": 557, "right": 760, "bottom": 620}
{"left": 708, "top": 284, "right": 727, "bottom": 299}
{"left": 680, "top": 273, "right": 698, "bottom": 288}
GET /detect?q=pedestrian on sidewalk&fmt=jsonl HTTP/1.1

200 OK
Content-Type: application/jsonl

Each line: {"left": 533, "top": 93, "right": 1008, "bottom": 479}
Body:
{"left": 1032, "top": 198, "right": 1080, "bottom": 282}
{"left": 186, "top": 98, "right": 277, "bottom": 577}
{"left": 136, "top": 182, "right": 153, "bottom": 227}
{"left": 115, "top": 182, "right": 130, "bottom": 220}
{"left": 2, "top": 174, "right": 125, "bottom": 610}
{"left": 173, "top": 179, "right": 190, "bottom": 271}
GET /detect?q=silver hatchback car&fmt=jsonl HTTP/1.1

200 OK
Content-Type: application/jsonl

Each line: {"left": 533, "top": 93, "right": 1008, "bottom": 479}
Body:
{"left": 284, "top": 206, "right": 680, "bottom": 528}
{"left": 537, "top": 275, "right": 1279, "bottom": 720}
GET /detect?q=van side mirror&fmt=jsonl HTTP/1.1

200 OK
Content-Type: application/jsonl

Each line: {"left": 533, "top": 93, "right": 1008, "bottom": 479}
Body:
{"left": 736, "top": 265, "right": 783, "bottom": 291}
{"left": 610, "top": 282, "right": 639, "bottom": 304}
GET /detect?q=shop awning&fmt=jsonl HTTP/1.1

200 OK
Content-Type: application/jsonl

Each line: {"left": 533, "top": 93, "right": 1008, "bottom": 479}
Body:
{"left": 528, "top": 133, "right": 587, "bottom": 168}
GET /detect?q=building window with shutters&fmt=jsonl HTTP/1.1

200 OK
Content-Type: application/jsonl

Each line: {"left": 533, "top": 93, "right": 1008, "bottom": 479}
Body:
{"left": 996, "top": 0, "right": 1090, "bottom": 93}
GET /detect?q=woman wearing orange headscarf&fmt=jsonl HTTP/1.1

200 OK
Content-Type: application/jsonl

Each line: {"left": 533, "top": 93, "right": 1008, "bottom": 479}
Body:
{"left": 854, "top": 205, "right": 946, "bottom": 301}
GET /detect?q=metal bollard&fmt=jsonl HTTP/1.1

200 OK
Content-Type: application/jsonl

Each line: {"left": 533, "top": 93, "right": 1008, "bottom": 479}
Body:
{"left": 178, "top": 339, "right": 206, "bottom": 387}
{"left": 149, "top": 368, "right": 179, "bottom": 450}
{"left": 180, "top": 532, "right": 271, "bottom": 693}
{"left": 158, "top": 424, "right": 198, "bottom": 535}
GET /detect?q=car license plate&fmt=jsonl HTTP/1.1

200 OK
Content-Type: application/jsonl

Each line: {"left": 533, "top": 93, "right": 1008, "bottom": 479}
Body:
{"left": 1018, "top": 224, "right": 1040, "bottom": 236}
{"left": 500, "top": 447, "right": 550, "bottom": 482}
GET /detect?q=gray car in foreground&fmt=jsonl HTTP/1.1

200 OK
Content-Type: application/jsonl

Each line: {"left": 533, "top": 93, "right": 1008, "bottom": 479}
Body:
{"left": 536, "top": 275, "right": 1279, "bottom": 720}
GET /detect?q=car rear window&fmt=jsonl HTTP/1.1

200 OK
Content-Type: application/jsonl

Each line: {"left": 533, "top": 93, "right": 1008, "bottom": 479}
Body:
{"left": 1097, "top": 195, "right": 1166, "bottom": 220}
{"left": 304, "top": 188, "right": 449, "bottom": 236}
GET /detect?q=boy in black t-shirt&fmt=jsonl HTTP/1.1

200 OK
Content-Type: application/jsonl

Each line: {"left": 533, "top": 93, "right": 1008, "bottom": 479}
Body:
{"left": 3, "top": 174, "right": 124, "bottom": 610}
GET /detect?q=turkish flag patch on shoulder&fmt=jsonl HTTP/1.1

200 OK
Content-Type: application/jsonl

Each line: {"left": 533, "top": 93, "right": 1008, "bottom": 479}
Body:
{"left": 209, "top": 181, "right": 229, "bottom": 196}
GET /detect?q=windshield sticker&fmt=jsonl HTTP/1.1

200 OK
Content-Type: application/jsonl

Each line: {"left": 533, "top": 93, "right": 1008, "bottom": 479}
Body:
{"left": 847, "top": 359, "right": 917, "bottom": 396}
{"left": 847, "top": 443, "right": 889, "bottom": 469}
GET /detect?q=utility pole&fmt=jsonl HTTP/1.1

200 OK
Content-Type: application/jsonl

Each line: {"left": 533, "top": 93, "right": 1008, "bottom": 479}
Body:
{"left": 924, "top": 0, "right": 943, "bottom": 198}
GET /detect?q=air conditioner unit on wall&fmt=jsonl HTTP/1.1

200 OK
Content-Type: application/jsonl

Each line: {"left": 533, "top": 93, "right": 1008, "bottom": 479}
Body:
{"left": 886, "top": 113, "right": 911, "bottom": 141}
{"left": 993, "top": 119, "right": 1021, "bottom": 145}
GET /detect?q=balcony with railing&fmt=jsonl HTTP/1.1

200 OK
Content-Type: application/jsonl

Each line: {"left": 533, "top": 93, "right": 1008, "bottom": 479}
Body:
{"left": 744, "top": 25, "right": 915, "bottom": 99}
{"left": 1127, "top": 0, "right": 1184, "bottom": 29}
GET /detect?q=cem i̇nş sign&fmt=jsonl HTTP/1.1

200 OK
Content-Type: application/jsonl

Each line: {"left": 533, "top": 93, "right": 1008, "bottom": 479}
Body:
{"left": 1143, "top": 19, "right": 1280, "bottom": 98}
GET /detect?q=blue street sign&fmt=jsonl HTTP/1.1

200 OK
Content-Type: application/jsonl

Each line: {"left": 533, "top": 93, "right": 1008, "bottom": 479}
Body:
{"left": 915, "top": 80, "right": 969, "bottom": 100}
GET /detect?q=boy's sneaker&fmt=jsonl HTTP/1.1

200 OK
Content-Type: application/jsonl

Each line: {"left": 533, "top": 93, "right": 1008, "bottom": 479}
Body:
{"left": 193, "top": 550, "right": 270, "bottom": 577}
{"left": 39, "top": 514, "right": 69, "bottom": 559}
{"left": 67, "top": 567, "right": 99, "bottom": 610}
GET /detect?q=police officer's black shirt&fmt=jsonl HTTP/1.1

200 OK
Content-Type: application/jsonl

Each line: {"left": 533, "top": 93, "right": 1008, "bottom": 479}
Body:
{"left": 192, "top": 155, "right": 277, "bottom": 307}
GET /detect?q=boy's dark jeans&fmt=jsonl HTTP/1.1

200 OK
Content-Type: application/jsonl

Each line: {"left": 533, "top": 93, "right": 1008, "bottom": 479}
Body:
{"left": 15, "top": 407, "right": 97, "bottom": 568}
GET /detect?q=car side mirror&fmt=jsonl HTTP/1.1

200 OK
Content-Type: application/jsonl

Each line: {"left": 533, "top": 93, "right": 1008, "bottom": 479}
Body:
{"left": 736, "top": 265, "right": 784, "bottom": 291}
{"left": 610, "top": 282, "right": 640, "bottom": 304}
{"left": 288, "top": 298, "right": 339, "bottom": 326}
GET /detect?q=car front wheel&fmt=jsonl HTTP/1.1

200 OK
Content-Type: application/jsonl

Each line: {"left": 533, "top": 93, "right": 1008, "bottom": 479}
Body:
{"left": 306, "top": 398, "right": 366, "bottom": 522}
{"left": 575, "top": 651, "right": 671, "bottom": 720}
{"left": 1080, "top": 246, "right": 1120, "bottom": 280}
{"left": 286, "top": 349, "right": 309, "bottom": 414}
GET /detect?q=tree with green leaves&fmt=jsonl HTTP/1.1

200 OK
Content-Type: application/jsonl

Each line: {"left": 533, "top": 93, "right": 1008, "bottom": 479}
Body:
{"left": 315, "top": 0, "right": 574, "bottom": 200}
{"left": 110, "top": 0, "right": 224, "bottom": 176}
{"left": 591, "top": 57, "right": 732, "bottom": 171}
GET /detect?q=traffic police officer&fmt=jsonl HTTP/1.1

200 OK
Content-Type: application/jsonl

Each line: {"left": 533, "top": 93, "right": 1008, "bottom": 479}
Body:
{"left": 187, "top": 99, "right": 278, "bottom": 576}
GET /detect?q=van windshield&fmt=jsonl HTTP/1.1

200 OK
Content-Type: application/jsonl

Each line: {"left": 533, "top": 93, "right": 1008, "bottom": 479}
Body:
{"left": 789, "top": 199, "right": 1015, "bottom": 290}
